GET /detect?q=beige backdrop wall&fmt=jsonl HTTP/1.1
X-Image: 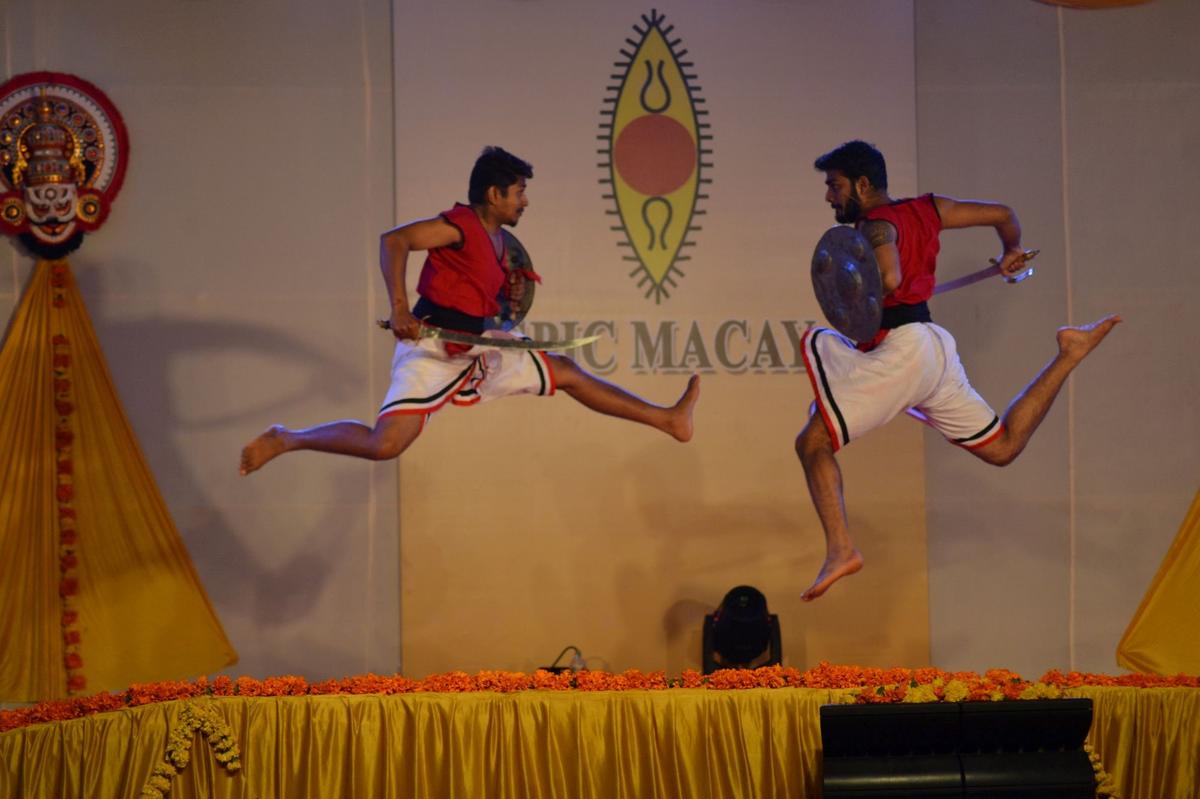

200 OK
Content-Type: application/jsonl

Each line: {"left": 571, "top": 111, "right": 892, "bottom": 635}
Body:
{"left": 9, "top": 1, "right": 1185, "bottom": 685}
{"left": 1, "top": 0, "right": 400, "bottom": 680}
{"left": 916, "top": 0, "right": 1200, "bottom": 675}
{"left": 393, "top": 0, "right": 930, "bottom": 677}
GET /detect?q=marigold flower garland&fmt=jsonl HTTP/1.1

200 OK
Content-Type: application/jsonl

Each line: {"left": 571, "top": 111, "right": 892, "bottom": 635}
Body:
{"left": 139, "top": 701, "right": 241, "bottom": 798}
{"left": 2, "top": 663, "right": 1196, "bottom": 734}
{"left": 51, "top": 261, "right": 86, "bottom": 696}
{"left": 5, "top": 664, "right": 1185, "bottom": 799}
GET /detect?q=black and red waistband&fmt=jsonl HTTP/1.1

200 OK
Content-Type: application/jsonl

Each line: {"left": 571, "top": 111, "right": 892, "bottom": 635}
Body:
{"left": 412, "top": 297, "right": 486, "bottom": 335}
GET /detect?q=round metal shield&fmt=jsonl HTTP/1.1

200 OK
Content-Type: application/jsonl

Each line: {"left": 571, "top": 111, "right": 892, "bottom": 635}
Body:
{"left": 811, "top": 225, "right": 883, "bottom": 343}
{"left": 486, "top": 229, "right": 537, "bottom": 331}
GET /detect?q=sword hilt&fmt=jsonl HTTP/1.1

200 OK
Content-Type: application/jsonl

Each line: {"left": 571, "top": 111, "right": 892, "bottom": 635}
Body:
{"left": 376, "top": 317, "right": 434, "bottom": 338}
{"left": 991, "top": 249, "right": 1039, "bottom": 284}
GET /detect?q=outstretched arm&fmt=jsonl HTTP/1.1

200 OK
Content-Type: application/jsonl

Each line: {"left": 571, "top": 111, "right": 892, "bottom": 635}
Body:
{"left": 379, "top": 217, "right": 461, "bottom": 339}
{"left": 933, "top": 195, "right": 1029, "bottom": 279}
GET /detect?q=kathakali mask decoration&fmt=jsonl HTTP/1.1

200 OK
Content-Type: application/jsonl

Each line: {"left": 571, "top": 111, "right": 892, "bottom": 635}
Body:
{"left": 600, "top": 10, "right": 711, "bottom": 303}
{"left": 0, "top": 72, "right": 128, "bottom": 259}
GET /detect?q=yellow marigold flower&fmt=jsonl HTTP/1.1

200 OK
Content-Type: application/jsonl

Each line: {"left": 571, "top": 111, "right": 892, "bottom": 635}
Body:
{"left": 943, "top": 680, "right": 970, "bottom": 703}
{"left": 901, "top": 684, "right": 939, "bottom": 703}
{"left": 1019, "top": 682, "right": 1062, "bottom": 700}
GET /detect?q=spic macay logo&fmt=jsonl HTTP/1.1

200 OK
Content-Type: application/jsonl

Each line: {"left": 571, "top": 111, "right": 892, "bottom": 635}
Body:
{"left": 599, "top": 9, "right": 711, "bottom": 303}
{"left": 0, "top": 72, "right": 128, "bottom": 259}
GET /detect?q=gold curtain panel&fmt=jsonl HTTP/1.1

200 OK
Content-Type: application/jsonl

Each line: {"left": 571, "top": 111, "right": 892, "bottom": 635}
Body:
{"left": 1117, "top": 490, "right": 1200, "bottom": 675}
{"left": 0, "top": 260, "right": 236, "bottom": 701}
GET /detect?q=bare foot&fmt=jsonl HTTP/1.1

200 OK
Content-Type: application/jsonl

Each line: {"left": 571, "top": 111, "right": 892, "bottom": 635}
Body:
{"left": 801, "top": 549, "right": 864, "bottom": 601}
{"left": 1057, "top": 314, "right": 1121, "bottom": 363}
{"left": 240, "top": 425, "right": 292, "bottom": 475}
{"left": 667, "top": 374, "right": 700, "bottom": 442}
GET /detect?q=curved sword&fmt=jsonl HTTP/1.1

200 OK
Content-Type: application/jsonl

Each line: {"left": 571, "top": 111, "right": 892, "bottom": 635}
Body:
{"left": 376, "top": 319, "right": 601, "bottom": 351}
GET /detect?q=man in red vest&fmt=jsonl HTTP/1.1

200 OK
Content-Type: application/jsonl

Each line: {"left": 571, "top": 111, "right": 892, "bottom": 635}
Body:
{"left": 240, "top": 147, "right": 698, "bottom": 475}
{"left": 798, "top": 140, "right": 1119, "bottom": 601}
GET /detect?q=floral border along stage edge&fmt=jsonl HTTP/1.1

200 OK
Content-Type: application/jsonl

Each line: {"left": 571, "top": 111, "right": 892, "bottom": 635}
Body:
{"left": 3, "top": 662, "right": 1198, "bottom": 733}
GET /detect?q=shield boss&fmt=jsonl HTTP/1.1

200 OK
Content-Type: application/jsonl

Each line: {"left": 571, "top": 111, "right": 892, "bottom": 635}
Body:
{"left": 487, "top": 229, "right": 538, "bottom": 331}
{"left": 811, "top": 225, "right": 882, "bottom": 343}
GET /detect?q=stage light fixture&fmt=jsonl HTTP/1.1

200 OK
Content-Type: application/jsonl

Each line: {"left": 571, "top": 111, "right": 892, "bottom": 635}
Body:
{"left": 702, "top": 585, "right": 781, "bottom": 674}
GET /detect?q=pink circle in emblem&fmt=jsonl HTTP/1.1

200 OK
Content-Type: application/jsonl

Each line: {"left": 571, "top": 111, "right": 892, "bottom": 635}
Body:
{"left": 614, "top": 113, "right": 696, "bottom": 197}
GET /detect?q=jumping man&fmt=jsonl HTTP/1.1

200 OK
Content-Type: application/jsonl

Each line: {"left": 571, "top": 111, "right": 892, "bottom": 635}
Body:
{"left": 241, "top": 146, "right": 698, "bottom": 475}
{"left": 798, "top": 140, "right": 1119, "bottom": 601}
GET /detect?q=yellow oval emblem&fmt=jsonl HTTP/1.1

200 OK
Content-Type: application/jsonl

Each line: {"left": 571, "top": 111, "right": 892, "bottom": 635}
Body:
{"left": 600, "top": 10, "right": 711, "bottom": 303}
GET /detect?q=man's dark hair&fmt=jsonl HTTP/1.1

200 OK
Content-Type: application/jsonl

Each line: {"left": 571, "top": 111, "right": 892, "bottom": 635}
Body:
{"left": 813, "top": 140, "right": 887, "bottom": 191}
{"left": 468, "top": 146, "right": 533, "bottom": 205}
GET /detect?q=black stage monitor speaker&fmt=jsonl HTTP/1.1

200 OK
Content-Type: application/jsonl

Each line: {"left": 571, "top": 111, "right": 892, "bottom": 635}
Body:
{"left": 820, "top": 698, "right": 1095, "bottom": 798}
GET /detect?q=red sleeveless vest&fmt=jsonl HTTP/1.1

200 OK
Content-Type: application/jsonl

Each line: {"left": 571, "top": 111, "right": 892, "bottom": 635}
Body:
{"left": 416, "top": 203, "right": 505, "bottom": 317}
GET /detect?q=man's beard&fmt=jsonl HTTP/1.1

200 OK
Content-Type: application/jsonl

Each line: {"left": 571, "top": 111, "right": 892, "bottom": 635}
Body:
{"left": 835, "top": 189, "right": 863, "bottom": 224}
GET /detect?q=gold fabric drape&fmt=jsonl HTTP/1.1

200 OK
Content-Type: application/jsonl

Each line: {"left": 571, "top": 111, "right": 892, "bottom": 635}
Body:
{"left": 1117, "top": 490, "right": 1200, "bottom": 675}
{"left": 1, "top": 687, "right": 1196, "bottom": 798}
{"left": 0, "top": 260, "right": 236, "bottom": 701}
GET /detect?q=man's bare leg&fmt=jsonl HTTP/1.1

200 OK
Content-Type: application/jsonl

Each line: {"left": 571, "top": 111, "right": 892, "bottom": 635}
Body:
{"left": 796, "top": 414, "right": 864, "bottom": 601}
{"left": 547, "top": 354, "right": 699, "bottom": 442}
{"left": 971, "top": 315, "right": 1121, "bottom": 467}
{"left": 239, "top": 412, "right": 423, "bottom": 475}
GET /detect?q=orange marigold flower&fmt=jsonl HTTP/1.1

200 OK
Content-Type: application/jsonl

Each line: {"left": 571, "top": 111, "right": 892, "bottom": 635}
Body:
{"left": 64, "top": 630, "right": 82, "bottom": 645}
{"left": 67, "top": 675, "right": 87, "bottom": 692}
{"left": 60, "top": 553, "right": 79, "bottom": 571}
{"left": 56, "top": 484, "right": 74, "bottom": 502}
{"left": 210, "top": 676, "right": 236, "bottom": 696}
{"left": 308, "top": 679, "right": 342, "bottom": 695}
{"left": 61, "top": 610, "right": 79, "bottom": 626}
{"left": 573, "top": 670, "right": 617, "bottom": 692}
{"left": 262, "top": 676, "right": 310, "bottom": 696}
{"left": 59, "top": 578, "right": 79, "bottom": 597}
{"left": 532, "top": 669, "right": 575, "bottom": 691}
{"left": 53, "top": 353, "right": 70, "bottom": 368}
{"left": 419, "top": 671, "right": 475, "bottom": 693}
{"left": 60, "top": 529, "right": 78, "bottom": 545}
{"left": 233, "top": 676, "right": 266, "bottom": 697}
{"left": 52, "top": 334, "right": 70, "bottom": 345}
{"left": 64, "top": 653, "right": 83, "bottom": 669}
{"left": 705, "top": 668, "right": 761, "bottom": 690}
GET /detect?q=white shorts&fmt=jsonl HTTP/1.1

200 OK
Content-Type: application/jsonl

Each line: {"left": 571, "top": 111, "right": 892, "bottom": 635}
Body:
{"left": 801, "top": 322, "right": 1001, "bottom": 452}
{"left": 378, "top": 335, "right": 555, "bottom": 421}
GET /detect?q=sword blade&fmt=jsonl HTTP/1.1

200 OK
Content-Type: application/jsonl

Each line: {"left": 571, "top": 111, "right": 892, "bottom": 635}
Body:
{"left": 377, "top": 319, "right": 600, "bottom": 351}
{"left": 933, "top": 250, "right": 1038, "bottom": 296}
